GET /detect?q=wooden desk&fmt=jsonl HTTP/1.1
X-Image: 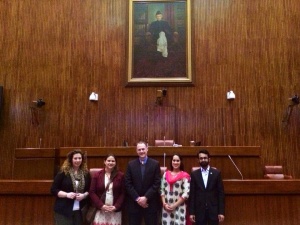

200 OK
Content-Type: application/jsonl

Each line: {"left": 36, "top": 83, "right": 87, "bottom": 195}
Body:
{"left": 2, "top": 179, "right": 299, "bottom": 195}
{"left": 13, "top": 148, "right": 58, "bottom": 179}
{"left": 59, "top": 146, "right": 261, "bottom": 157}
{"left": 13, "top": 146, "right": 262, "bottom": 179}
{"left": 0, "top": 179, "right": 299, "bottom": 225}
{"left": 60, "top": 146, "right": 262, "bottom": 179}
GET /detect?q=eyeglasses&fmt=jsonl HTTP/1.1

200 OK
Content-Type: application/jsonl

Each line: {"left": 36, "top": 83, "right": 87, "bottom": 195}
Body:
{"left": 199, "top": 157, "right": 208, "bottom": 161}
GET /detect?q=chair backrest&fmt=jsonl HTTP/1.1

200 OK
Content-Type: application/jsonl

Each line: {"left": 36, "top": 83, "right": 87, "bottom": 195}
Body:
{"left": 160, "top": 167, "right": 167, "bottom": 176}
{"left": 155, "top": 140, "right": 174, "bottom": 146}
{"left": 191, "top": 166, "right": 217, "bottom": 173}
{"left": 89, "top": 168, "right": 103, "bottom": 178}
{"left": 195, "top": 141, "right": 201, "bottom": 146}
{"left": 191, "top": 167, "right": 200, "bottom": 172}
{"left": 264, "top": 165, "right": 283, "bottom": 174}
{"left": 263, "top": 165, "right": 292, "bottom": 179}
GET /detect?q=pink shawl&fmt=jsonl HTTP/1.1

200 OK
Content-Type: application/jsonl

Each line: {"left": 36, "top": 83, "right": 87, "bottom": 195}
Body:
{"left": 165, "top": 170, "right": 190, "bottom": 191}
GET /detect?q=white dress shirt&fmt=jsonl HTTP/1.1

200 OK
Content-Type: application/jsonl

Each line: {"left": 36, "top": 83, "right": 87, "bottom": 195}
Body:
{"left": 201, "top": 166, "right": 210, "bottom": 188}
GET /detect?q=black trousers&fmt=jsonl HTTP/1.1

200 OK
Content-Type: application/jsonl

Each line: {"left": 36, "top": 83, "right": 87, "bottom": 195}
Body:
{"left": 54, "top": 210, "right": 83, "bottom": 225}
{"left": 196, "top": 209, "right": 219, "bottom": 225}
{"left": 128, "top": 211, "right": 158, "bottom": 225}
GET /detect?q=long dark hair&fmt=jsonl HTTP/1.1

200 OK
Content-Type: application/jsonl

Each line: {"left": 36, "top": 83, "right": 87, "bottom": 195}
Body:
{"left": 105, "top": 154, "right": 118, "bottom": 180}
{"left": 170, "top": 153, "right": 185, "bottom": 171}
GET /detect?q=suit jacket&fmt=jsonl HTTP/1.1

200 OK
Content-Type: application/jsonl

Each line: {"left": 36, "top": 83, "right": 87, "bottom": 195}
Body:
{"left": 125, "top": 157, "right": 161, "bottom": 213}
{"left": 189, "top": 167, "right": 225, "bottom": 222}
{"left": 50, "top": 171, "right": 91, "bottom": 218}
{"left": 148, "top": 20, "right": 172, "bottom": 42}
{"left": 89, "top": 170, "right": 125, "bottom": 212}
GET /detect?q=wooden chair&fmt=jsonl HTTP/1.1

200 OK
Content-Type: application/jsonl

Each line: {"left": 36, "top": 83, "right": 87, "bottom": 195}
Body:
{"left": 155, "top": 140, "right": 174, "bottom": 146}
{"left": 160, "top": 167, "right": 167, "bottom": 176}
{"left": 89, "top": 168, "right": 103, "bottom": 178}
{"left": 191, "top": 166, "right": 217, "bottom": 173}
{"left": 191, "top": 167, "right": 200, "bottom": 172}
{"left": 263, "top": 165, "right": 292, "bottom": 179}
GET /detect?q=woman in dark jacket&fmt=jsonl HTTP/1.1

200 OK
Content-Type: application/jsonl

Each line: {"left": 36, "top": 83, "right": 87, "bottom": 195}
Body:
{"left": 89, "top": 154, "right": 125, "bottom": 225}
{"left": 51, "top": 149, "right": 91, "bottom": 225}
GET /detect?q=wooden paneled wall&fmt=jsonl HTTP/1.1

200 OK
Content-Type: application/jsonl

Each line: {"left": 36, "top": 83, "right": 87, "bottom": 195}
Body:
{"left": 0, "top": 0, "right": 300, "bottom": 179}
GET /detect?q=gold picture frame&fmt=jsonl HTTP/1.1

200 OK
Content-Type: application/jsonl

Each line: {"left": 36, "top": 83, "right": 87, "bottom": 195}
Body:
{"left": 126, "top": 0, "right": 193, "bottom": 86}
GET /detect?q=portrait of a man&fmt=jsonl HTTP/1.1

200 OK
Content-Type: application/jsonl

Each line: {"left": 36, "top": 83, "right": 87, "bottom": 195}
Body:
{"left": 147, "top": 10, "right": 173, "bottom": 58}
{"left": 127, "top": 0, "right": 192, "bottom": 86}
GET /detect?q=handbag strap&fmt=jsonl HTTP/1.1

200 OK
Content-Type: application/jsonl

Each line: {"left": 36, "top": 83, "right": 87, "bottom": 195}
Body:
{"left": 100, "top": 172, "right": 117, "bottom": 199}
{"left": 104, "top": 180, "right": 112, "bottom": 192}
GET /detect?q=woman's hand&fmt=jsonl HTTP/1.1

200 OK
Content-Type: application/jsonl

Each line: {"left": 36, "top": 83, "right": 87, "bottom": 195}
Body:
{"left": 66, "top": 192, "right": 77, "bottom": 199}
{"left": 75, "top": 193, "right": 86, "bottom": 201}
{"left": 102, "top": 205, "right": 116, "bottom": 212}
{"left": 164, "top": 203, "right": 176, "bottom": 213}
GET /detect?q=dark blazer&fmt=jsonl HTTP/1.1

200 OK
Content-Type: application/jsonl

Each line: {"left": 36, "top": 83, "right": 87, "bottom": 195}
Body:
{"left": 149, "top": 20, "right": 172, "bottom": 42}
{"left": 89, "top": 170, "right": 125, "bottom": 212}
{"left": 189, "top": 167, "right": 225, "bottom": 222}
{"left": 125, "top": 157, "right": 161, "bottom": 213}
{"left": 50, "top": 171, "right": 91, "bottom": 218}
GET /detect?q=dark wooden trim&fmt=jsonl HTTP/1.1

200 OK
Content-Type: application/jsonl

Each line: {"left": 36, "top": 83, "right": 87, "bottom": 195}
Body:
{"left": 224, "top": 179, "right": 300, "bottom": 194}
{"left": 0, "top": 180, "right": 53, "bottom": 195}
{"left": 59, "top": 146, "right": 261, "bottom": 157}
{"left": 1, "top": 179, "right": 299, "bottom": 195}
{"left": 14, "top": 146, "right": 261, "bottom": 159}
{"left": 12, "top": 146, "right": 262, "bottom": 180}
{"left": 15, "top": 148, "right": 57, "bottom": 158}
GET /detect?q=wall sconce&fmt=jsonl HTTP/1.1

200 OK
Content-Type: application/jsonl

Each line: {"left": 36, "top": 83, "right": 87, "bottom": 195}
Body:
{"left": 156, "top": 88, "right": 167, "bottom": 105}
{"left": 89, "top": 92, "right": 98, "bottom": 101}
{"left": 30, "top": 98, "right": 45, "bottom": 126}
{"left": 32, "top": 99, "right": 46, "bottom": 107}
{"left": 289, "top": 94, "right": 299, "bottom": 106}
{"left": 282, "top": 94, "right": 299, "bottom": 126}
{"left": 227, "top": 90, "right": 235, "bottom": 100}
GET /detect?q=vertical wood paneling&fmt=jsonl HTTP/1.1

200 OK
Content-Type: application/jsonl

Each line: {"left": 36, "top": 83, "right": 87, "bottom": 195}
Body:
{"left": 0, "top": 195, "right": 54, "bottom": 225}
{"left": 0, "top": 0, "right": 300, "bottom": 179}
{"left": 1, "top": 181, "right": 300, "bottom": 225}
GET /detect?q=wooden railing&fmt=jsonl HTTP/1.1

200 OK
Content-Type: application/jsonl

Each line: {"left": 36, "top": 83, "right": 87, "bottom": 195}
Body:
{"left": 13, "top": 146, "right": 262, "bottom": 179}
{"left": 13, "top": 148, "right": 59, "bottom": 179}
{"left": 6, "top": 146, "right": 300, "bottom": 225}
{"left": 0, "top": 179, "right": 300, "bottom": 225}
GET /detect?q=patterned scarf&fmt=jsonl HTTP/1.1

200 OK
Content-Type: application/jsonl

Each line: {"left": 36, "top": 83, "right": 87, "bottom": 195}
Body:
{"left": 69, "top": 168, "right": 85, "bottom": 193}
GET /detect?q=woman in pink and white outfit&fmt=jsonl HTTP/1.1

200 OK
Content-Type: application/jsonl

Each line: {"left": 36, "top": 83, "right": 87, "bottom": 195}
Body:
{"left": 161, "top": 154, "right": 190, "bottom": 225}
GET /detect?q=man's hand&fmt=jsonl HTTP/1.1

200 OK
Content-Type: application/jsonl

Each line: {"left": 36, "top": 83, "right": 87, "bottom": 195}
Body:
{"left": 189, "top": 215, "right": 195, "bottom": 223}
{"left": 137, "top": 196, "right": 148, "bottom": 208}
{"left": 218, "top": 214, "right": 225, "bottom": 222}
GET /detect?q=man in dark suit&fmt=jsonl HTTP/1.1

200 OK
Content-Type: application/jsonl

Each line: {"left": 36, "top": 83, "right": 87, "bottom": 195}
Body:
{"left": 189, "top": 149, "right": 225, "bottom": 225}
{"left": 125, "top": 141, "right": 161, "bottom": 225}
{"left": 148, "top": 11, "right": 173, "bottom": 44}
{"left": 147, "top": 11, "right": 173, "bottom": 58}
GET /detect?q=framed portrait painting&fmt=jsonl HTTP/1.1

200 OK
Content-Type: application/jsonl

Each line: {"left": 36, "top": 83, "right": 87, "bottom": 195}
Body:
{"left": 126, "top": 0, "right": 193, "bottom": 86}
